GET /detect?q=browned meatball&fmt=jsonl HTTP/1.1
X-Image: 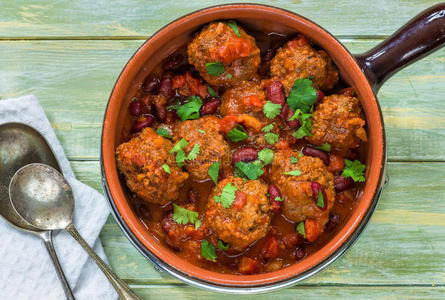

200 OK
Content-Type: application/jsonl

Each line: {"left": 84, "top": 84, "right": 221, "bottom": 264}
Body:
{"left": 270, "top": 35, "right": 339, "bottom": 95}
{"left": 271, "top": 150, "right": 335, "bottom": 226}
{"left": 174, "top": 116, "right": 231, "bottom": 180}
{"left": 205, "top": 177, "right": 271, "bottom": 250}
{"left": 220, "top": 80, "right": 266, "bottom": 116}
{"left": 187, "top": 22, "right": 261, "bottom": 87}
{"left": 116, "top": 127, "right": 189, "bottom": 205}
{"left": 306, "top": 94, "right": 367, "bottom": 151}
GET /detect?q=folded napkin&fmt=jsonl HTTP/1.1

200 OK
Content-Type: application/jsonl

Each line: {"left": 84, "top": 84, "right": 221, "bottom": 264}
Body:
{"left": 0, "top": 95, "right": 117, "bottom": 300}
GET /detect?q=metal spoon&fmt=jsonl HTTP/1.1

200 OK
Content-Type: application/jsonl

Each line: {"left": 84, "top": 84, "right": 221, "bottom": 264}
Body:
{"left": 9, "top": 163, "right": 142, "bottom": 300}
{"left": 0, "top": 123, "right": 75, "bottom": 300}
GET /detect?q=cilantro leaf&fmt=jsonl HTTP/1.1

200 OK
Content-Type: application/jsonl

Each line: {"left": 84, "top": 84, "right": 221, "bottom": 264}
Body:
{"left": 288, "top": 109, "right": 302, "bottom": 121}
{"left": 290, "top": 156, "right": 299, "bottom": 164}
{"left": 275, "top": 196, "right": 284, "bottom": 202}
{"left": 286, "top": 78, "right": 317, "bottom": 113}
{"left": 297, "top": 222, "right": 306, "bottom": 238}
{"left": 172, "top": 203, "right": 200, "bottom": 227}
{"left": 201, "top": 239, "right": 217, "bottom": 262}
{"left": 264, "top": 132, "right": 279, "bottom": 145}
{"left": 227, "top": 125, "right": 248, "bottom": 142}
{"left": 208, "top": 161, "right": 221, "bottom": 185}
{"left": 176, "top": 150, "right": 186, "bottom": 167}
{"left": 315, "top": 143, "right": 331, "bottom": 152}
{"left": 227, "top": 21, "right": 240, "bottom": 37}
{"left": 169, "top": 138, "right": 189, "bottom": 153}
{"left": 156, "top": 128, "right": 172, "bottom": 139}
{"left": 186, "top": 144, "right": 200, "bottom": 160}
{"left": 194, "top": 220, "right": 202, "bottom": 230}
{"left": 207, "top": 86, "right": 218, "bottom": 97}
{"left": 198, "top": 129, "right": 206, "bottom": 134}
{"left": 213, "top": 183, "right": 237, "bottom": 208}
{"left": 161, "top": 164, "right": 171, "bottom": 174}
{"left": 205, "top": 62, "right": 225, "bottom": 76}
{"left": 263, "top": 101, "right": 282, "bottom": 119}
{"left": 234, "top": 161, "right": 264, "bottom": 180}
{"left": 227, "top": 73, "right": 232, "bottom": 79}
{"left": 317, "top": 190, "right": 325, "bottom": 208}
{"left": 258, "top": 148, "right": 274, "bottom": 165}
{"left": 283, "top": 169, "right": 302, "bottom": 176}
{"left": 217, "top": 240, "right": 230, "bottom": 251}
{"left": 261, "top": 123, "right": 274, "bottom": 133}
{"left": 293, "top": 113, "right": 313, "bottom": 139}
{"left": 342, "top": 159, "right": 366, "bottom": 182}
{"left": 176, "top": 96, "right": 203, "bottom": 121}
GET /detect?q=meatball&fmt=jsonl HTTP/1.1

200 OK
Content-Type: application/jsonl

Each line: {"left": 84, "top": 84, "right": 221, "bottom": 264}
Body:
{"left": 270, "top": 35, "right": 339, "bottom": 95}
{"left": 220, "top": 80, "right": 266, "bottom": 116}
{"left": 306, "top": 94, "right": 367, "bottom": 151}
{"left": 205, "top": 177, "right": 271, "bottom": 250}
{"left": 271, "top": 150, "right": 335, "bottom": 226}
{"left": 187, "top": 22, "right": 261, "bottom": 87}
{"left": 174, "top": 116, "right": 231, "bottom": 180}
{"left": 116, "top": 127, "right": 189, "bottom": 205}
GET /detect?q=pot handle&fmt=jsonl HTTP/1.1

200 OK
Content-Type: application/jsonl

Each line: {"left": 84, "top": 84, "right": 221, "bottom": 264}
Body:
{"left": 354, "top": 3, "right": 445, "bottom": 93}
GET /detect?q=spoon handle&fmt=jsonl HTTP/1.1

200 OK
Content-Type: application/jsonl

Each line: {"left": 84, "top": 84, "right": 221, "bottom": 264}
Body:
{"left": 65, "top": 223, "right": 142, "bottom": 300}
{"left": 40, "top": 231, "right": 76, "bottom": 300}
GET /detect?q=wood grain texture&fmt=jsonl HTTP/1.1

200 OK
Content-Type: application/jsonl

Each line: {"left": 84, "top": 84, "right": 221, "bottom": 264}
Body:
{"left": 1, "top": 39, "right": 444, "bottom": 161}
{"left": 0, "top": 0, "right": 443, "bottom": 38}
{"left": 69, "top": 161, "right": 445, "bottom": 285}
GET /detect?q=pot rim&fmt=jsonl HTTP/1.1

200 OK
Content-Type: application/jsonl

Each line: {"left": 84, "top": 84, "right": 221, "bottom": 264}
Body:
{"left": 101, "top": 3, "right": 387, "bottom": 293}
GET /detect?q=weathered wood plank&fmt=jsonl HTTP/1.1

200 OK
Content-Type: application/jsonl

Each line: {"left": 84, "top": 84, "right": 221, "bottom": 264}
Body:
{"left": 129, "top": 285, "right": 445, "bottom": 299}
{"left": 1, "top": 40, "right": 444, "bottom": 161}
{"left": 69, "top": 161, "right": 445, "bottom": 285}
{"left": 0, "top": 0, "right": 442, "bottom": 38}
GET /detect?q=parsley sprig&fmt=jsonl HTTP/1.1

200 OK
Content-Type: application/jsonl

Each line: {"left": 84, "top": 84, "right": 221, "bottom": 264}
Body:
{"left": 263, "top": 101, "right": 282, "bottom": 119}
{"left": 227, "top": 125, "right": 248, "bottom": 142}
{"left": 205, "top": 62, "right": 225, "bottom": 76}
{"left": 208, "top": 161, "right": 221, "bottom": 185}
{"left": 342, "top": 159, "right": 366, "bottom": 182}
{"left": 174, "top": 96, "right": 203, "bottom": 121}
{"left": 201, "top": 239, "right": 217, "bottom": 262}
{"left": 227, "top": 21, "right": 240, "bottom": 37}
{"left": 214, "top": 183, "right": 237, "bottom": 208}
{"left": 172, "top": 203, "right": 201, "bottom": 229}
{"left": 287, "top": 78, "right": 317, "bottom": 113}
{"left": 234, "top": 161, "right": 264, "bottom": 180}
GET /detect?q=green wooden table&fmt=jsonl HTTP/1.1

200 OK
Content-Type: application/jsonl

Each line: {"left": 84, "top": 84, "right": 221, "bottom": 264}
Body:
{"left": 1, "top": 1, "right": 444, "bottom": 298}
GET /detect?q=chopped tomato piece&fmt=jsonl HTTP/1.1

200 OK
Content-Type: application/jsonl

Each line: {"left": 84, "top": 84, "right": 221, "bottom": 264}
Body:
{"left": 210, "top": 37, "right": 251, "bottom": 64}
{"left": 261, "top": 236, "right": 279, "bottom": 259}
{"left": 219, "top": 115, "right": 239, "bottom": 133}
{"left": 305, "top": 219, "right": 324, "bottom": 242}
{"left": 238, "top": 257, "right": 258, "bottom": 274}
{"left": 172, "top": 72, "right": 209, "bottom": 98}
{"left": 288, "top": 34, "right": 310, "bottom": 49}
{"left": 219, "top": 114, "right": 262, "bottom": 133}
{"left": 243, "top": 95, "right": 265, "bottom": 108}
{"left": 328, "top": 153, "right": 345, "bottom": 174}
{"left": 237, "top": 114, "right": 262, "bottom": 132}
{"left": 232, "top": 191, "right": 247, "bottom": 210}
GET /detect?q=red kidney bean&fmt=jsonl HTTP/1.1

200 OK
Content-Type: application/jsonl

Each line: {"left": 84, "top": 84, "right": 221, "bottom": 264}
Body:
{"left": 268, "top": 185, "right": 283, "bottom": 214}
{"left": 294, "top": 246, "right": 306, "bottom": 261}
{"left": 141, "top": 76, "right": 160, "bottom": 94}
{"left": 131, "top": 115, "right": 154, "bottom": 132}
{"left": 200, "top": 99, "right": 220, "bottom": 115}
{"left": 187, "top": 188, "right": 200, "bottom": 204}
{"left": 316, "top": 90, "right": 325, "bottom": 102}
{"left": 325, "top": 213, "right": 340, "bottom": 232}
{"left": 311, "top": 182, "right": 327, "bottom": 210}
{"left": 267, "top": 80, "right": 285, "bottom": 105}
{"left": 279, "top": 103, "right": 290, "bottom": 120}
{"left": 159, "top": 78, "right": 175, "bottom": 99}
{"left": 155, "top": 104, "right": 167, "bottom": 121}
{"left": 129, "top": 100, "right": 142, "bottom": 116}
{"left": 302, "top": 146, "right": 330, "bottom": 166}
{"left": 335, "top": 175, "right": 354, "bottom": 192}
{"left": 262, "top": 49, "right": 275, "bottom": 62}
{"left": 232, "top": 147, "right": 258, "bottom": 164}
{"left": 163, "top": 54, "right": 184, "bottom": 71}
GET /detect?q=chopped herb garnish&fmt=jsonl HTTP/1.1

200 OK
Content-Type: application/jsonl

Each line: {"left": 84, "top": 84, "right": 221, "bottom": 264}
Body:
{"left": 298, "top": 152, "right": 304, "bottom": 157}
{"left": 217, "top": 240, "right": 230, "bottom": 251}
{"left": 292, "top": 113, "right": 313, "bottom": 139}
{"left": 213, "top": 183, "right": 237, "bottom": 208}
{"left": 207, "top": 86, "right": 218, "bottom": 97}
{"left": 264, "top": 132, "right": 279, "bottom": 145}
{"left": 205, "top": 62, "right": 225, "bottom": 76}
{"left": 227, "top": 21, "right": 240, "bottom": 37}
{"left": 261, "top": 123, "right": 274, "bottom": 133}
{"left": 297, "top": 222, "right": 306, "bottom": 238}
{"left": 234, "top": 161, "right": 264, "bottom": 180}
{"left": 275, "top": 197, "right": 284, "bottom": 202}
{"left": 287, "top": 78, "right": 317, "bottom": 113}
{"left": 175, "top": 150, "right": 186, "bottom": 167}
{"left": 317, "top": 190, "right": 325, "bottom": 208}
{"left": 290, "top": 156, "right": 299, "bottom": 164}
{"left": 208, "top": 161, "right": 221, "bottom": 185}
{"left": 198, "top": 129, "right": 206, "bottom": 134}
{"left": 186, "top": 144, "right": 200, "bottom": 160}
{"left": 227, "top": 72, "right": 232, "bottom": 79}
{"left": 228, "top": 125, "right": 248, "bottom": 142}
{"left": 258, "top": 148, "right": 274, "bottom": 165}
{"left": 161, "top": 164, "right": 171, "bottom": 174}
{"left": 169, "top": 138, "right": 189, "bottom": 167}
{"left": 315, "top": 143, "right": 331, "bottom": 152}
{"left": 263, "top": 101, "right": 282, "bottom": 119}
{"left": 175, "top": 96, "right": 203, "bottom": 121}
{"left": 283, "top": 169, "right": 302, "bottom": 176}
{"left": 156, "top": 128, "right": 172, "bottom": 139}
{"left": 172, "top": 203, "right": 200, "bottom": 228}
{"left": 201, "top": 239, "right": 217, "bottom": 262}
{"left": 342, "top": 159, "right": 366, "bottom": 182}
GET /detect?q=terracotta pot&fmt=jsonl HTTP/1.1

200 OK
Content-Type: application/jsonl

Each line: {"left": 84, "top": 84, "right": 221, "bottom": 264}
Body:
{"left": 101, "top": 3, "right": 445, "bottom": 293}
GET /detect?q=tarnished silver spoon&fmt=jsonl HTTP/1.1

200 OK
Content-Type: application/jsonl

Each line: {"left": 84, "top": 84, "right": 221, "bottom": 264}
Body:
{"left": 9, "top": 163, "right": 142, "bottom": 300}
{"left": 0, "top": 123, "right": 74, "bottom": 300}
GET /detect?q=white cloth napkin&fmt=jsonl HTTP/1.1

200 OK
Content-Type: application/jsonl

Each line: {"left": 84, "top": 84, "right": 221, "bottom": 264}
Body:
{"left": 0, "top": 95, "right": 118, "bottom": 300}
